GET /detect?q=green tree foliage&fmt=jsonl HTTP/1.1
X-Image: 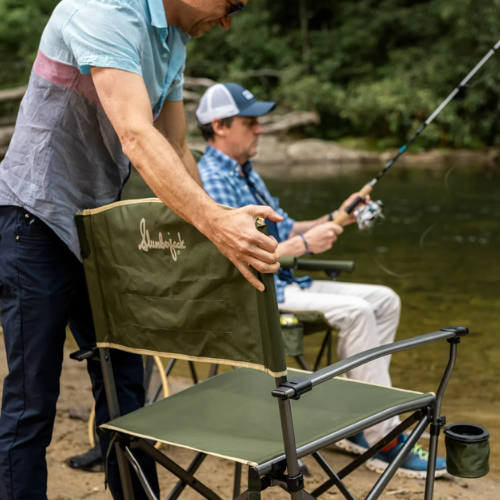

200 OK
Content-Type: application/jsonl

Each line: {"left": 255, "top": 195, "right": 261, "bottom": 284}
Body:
{"left": 2, "top": 0, "right": 500, "bottom": 148}
{"left": 188, "top": 0, "right": 500, "bottom": 149}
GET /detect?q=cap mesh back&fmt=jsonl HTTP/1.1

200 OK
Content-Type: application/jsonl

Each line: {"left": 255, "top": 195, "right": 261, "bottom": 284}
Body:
{"left": 196, "top": 84, "right": 239, "bottom": 124}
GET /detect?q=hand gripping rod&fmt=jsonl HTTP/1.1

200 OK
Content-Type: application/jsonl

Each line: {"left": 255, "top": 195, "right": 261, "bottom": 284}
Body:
{"left": 333, "top": 39, "right": 500, "bottom": 226}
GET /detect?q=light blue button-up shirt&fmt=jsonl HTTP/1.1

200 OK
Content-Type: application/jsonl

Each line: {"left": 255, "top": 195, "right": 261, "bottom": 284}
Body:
{"left": 0, "top": 0, "right": 189, "bottom": 258}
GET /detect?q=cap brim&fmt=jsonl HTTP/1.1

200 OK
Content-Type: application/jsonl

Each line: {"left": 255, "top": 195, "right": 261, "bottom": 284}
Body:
{"left": 238, "top": 101, "right": 276, "bottom": 117}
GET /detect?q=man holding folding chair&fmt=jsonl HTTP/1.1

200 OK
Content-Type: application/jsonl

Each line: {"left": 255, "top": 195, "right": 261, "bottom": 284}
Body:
{"left": 196, "top": 82, "right": 446, "bottom": 478}
{"left": 0, "top": 2, "right": 285, "bottom": 500}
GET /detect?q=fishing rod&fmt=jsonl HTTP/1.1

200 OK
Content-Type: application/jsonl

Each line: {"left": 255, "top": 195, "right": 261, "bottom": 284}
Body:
{"left": 333, "top": 38, "right": 500, "bottom": 228}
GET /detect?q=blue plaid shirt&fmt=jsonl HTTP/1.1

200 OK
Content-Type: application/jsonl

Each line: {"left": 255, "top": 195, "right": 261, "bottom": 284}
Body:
{"left": 198, "top": 145, "right": 313, "bottom": 302}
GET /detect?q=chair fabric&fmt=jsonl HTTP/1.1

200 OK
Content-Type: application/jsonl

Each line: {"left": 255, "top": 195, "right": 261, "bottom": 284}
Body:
{"left": 75, "top": 199, "right": 287, "bottom": 376}
{"left": 102, "top": 368, "right": 433, "bottom": 466}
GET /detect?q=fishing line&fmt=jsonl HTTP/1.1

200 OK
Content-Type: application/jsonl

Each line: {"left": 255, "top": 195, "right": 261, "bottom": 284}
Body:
{"left": 418, "top": 163, "right": 458, "bottom": 250}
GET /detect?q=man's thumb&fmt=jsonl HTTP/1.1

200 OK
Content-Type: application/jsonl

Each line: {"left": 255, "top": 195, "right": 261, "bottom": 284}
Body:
{"left": 254, "top": 206, "right": 283, "bottom": 222}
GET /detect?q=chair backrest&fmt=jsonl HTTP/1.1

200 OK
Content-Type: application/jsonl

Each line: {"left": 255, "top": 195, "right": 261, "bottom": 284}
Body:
{"left": 76, "top": 199, "right": 287, "bottom": 377}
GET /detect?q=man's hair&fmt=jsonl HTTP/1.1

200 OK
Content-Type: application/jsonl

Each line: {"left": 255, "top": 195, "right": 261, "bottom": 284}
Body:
{"left": 199, "top": 116, "right": 235, "bottom": 141}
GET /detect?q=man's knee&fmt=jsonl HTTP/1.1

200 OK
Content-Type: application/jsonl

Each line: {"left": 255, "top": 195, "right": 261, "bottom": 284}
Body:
{"left": 380, "top": 286, "right": 401, "bottom": 315}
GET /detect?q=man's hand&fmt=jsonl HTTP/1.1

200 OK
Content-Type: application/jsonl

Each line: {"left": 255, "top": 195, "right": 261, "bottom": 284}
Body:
{"left": 91, "top": 67, "right": 281, "bottom": 291}
{"left": 337, "top": 192, "right": 370, "bottom": 226}
{"left": 303, "top": 222, "right": 343, "bottom": 254}
{"left": 206, "top": 205, "right": 283, "bottom": 291}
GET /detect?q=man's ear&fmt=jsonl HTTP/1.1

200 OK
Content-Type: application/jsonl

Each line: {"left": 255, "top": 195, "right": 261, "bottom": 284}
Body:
{"left": 212, "top": 119, "right": 227, "bottom": 137}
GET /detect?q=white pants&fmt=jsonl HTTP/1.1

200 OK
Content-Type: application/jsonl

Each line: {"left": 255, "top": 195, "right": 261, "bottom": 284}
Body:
{"left": 280, "top": 280, "right": 402, "bottom": 445}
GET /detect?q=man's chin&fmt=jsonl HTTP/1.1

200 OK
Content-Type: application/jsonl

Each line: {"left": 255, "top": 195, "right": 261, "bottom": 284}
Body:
{"left": 187, "top": 22, "right": 213, "bottom": 38}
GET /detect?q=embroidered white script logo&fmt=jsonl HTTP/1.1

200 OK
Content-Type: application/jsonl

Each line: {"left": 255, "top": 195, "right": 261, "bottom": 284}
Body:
{"left": 138, "top": 218, "right": 186, "bottom": 261}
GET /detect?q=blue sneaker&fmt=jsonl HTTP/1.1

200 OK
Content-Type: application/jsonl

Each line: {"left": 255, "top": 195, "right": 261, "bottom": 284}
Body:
{"left": 334, "top": 432, "right": 370, "bottom": 455}
{"left": 366, "top": 435, "right": 447, "bottom": 479}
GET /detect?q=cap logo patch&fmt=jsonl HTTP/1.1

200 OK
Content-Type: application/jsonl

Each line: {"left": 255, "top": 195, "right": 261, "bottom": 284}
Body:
{"left": 242, "top": 90, "right": 254, "bottom": 100}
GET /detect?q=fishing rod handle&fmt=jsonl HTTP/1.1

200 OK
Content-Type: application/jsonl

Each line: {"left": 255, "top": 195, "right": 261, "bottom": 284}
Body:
{"left": 332, "top": 183, "right": 373, "bottom": 226}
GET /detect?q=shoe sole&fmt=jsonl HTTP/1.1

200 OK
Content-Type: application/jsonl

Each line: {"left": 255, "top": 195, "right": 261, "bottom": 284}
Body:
{"left": 366, "top": 458, "right": 447, "bottom": 479}
{"left": 334, "top": 439, "right": 368, "bottom": 456}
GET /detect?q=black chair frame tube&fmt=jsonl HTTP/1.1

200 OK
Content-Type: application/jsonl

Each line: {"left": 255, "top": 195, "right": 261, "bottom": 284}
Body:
{"left": 273, "top": 327, "right": 468, "bottom": 400}
{"left": 100, "top": 347, "right": 135, "bottom": 500}
{"left": 166, "top": 452, "right": 207, "bottom": 500}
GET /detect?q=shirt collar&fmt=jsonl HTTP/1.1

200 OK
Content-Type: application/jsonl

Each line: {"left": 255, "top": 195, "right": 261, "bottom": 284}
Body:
{"left": 147, "top": 0, "right": 168, "bottom": 29}
{"left": 205, "top": 145, "right": 254, "bottom": 177}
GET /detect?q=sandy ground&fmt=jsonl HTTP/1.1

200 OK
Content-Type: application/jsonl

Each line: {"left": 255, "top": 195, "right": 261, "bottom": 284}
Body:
{"left": 0, "top": 342, "right": 498, "bottom": 500}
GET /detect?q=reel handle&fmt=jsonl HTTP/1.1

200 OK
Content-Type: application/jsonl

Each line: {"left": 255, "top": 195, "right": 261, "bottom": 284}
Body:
{"left": 332, "top": 183, "right": 373, "bottom": 226}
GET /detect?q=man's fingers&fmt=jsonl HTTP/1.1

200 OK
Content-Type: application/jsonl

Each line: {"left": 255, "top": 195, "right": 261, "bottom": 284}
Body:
{"left": 234, "top": 261, "right": 266, "bottom": 292}
{"left": 245, "top": 255, "right": 281, "bottom": 275}
{"left": 332, "top": 224, "right": 344, "bottom": 235}
{"left": 250, "top": 205, "right": 284, "bottom": 222}
{"left": 243, "top": 245, "right": 280, "bottom": 265}
{"left": 249, "top": 230, "right": 280, "bottom": 253}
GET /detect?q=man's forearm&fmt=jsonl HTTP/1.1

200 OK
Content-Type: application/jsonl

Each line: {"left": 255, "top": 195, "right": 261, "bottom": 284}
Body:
{"left": 179, "top": 140, "right": 202, "bottom": 186}
{"left": 278, "top": 235, "right": 307, "bottom": 257}
{"left": 289, "top": 215, "right": 330, "bottom": 237}
{"left": 125, "top": 124, "right": 219, "bottom": 233}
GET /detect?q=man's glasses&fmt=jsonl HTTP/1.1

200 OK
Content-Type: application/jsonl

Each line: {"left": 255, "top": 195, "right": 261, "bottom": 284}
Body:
{"left": 226, "top": 0, "right": 246, "bottom": 17}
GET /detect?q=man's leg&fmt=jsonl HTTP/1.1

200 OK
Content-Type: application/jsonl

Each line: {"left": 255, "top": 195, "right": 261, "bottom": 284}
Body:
{"left": 306, "top": 280, "right": 401, "bottom": 369}
{"left": 0, "top": 207, "right": 79, "bottom": 500}
{"left": 68, "top": 268, "right": 159, "bottom": 500}
{"left": 279, "top": 282, "right": 400, "bottom": 445}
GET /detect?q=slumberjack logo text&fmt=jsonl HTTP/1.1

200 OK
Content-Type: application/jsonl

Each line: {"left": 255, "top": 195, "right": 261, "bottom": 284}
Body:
{"left": 138, "top": 218, "right": 186, "bottom": 261}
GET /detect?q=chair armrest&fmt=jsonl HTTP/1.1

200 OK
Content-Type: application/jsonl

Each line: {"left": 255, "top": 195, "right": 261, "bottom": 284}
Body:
{"left": 278, "top": 257, "right": 355, "bottom": 273}
{"left": 272, "top": 326, "right": 468, "bottom": 400}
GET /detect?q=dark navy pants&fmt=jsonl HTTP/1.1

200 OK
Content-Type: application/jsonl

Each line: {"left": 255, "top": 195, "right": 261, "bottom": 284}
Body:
{"left": 0, "top": 206, "right": 159, "bottom": 500}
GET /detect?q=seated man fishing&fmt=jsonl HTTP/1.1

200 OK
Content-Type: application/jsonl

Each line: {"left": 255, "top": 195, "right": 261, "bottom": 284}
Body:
{"left": 195, "top": 82, "right": 446, "bottom": 478}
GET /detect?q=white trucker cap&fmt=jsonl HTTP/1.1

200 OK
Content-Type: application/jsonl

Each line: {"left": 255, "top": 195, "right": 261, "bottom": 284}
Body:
{"left": 196, "top": 83, "right": 275, "bottom": 125}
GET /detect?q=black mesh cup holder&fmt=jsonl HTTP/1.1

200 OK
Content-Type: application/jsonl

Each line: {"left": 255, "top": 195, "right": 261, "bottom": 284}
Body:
{"left": 444, "top": 423, "right": 490, "bottom": 478}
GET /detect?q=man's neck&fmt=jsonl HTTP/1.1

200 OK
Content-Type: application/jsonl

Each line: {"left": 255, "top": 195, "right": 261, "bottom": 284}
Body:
{"left": 163, "top": 0, "right": 180, "bottom": 27}
{"left": 208, "top": 141, "right": 249, "bottom": 166}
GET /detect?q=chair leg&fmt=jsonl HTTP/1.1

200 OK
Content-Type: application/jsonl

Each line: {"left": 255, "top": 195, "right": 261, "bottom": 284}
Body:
{"left": 313, "top": 331, "right": 330, "bottom": 371}
{"left": 167, "top": 452, "right": 207, "bottom": 500}
{"left": 424, "top": 430, "right": 439, "bottom": 500}
{"left": 148, "top": 358, "right": 177, "bottom": 405}
{"left": 188, "top": 361, "right": 199, "bottom": 384}
{"left": 233, "top": 462, "right": 242, "bottom": 498}
{"left": 327, "top": 331, "right": 332, "bottom": 366}
{"left": 247, "top": 467, "right": 262, "bottom": 500}
{"left": 143, "top": 356, "right": 155, "bottom": 393}
{"left": 209, "top": 363, "right": 219, "bottom": 378}
{"left": 294, "top": 355, "right": 310, "bottom": 371}
{"left": 124, "top": 446, "right": 158, "bottom": 500}
{"left": 365, "top": 415, "right": 429, "bottom": 500}
{"left": 311, "top": 453, "right": 355, "bottom": 500}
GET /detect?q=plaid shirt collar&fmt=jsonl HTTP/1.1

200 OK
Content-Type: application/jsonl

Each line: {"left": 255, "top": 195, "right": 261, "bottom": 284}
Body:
{"left": 204, "top": 145, "right": 253, "bottom": 178}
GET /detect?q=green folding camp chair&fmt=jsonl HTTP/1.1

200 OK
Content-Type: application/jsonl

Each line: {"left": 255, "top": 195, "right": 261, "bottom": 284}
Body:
{"left": 74, "top": 198, "right": 469, "bottom": 500}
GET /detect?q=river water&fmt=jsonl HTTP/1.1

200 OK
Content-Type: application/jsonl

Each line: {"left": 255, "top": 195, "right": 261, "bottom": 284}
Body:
{"left": 124, "top": 163, "right": 500, "bottom": 468}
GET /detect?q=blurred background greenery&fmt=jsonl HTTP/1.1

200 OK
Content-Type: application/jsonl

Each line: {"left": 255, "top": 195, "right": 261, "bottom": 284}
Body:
{"left": 2, "top": 0, "right": 500, "bottom": 149}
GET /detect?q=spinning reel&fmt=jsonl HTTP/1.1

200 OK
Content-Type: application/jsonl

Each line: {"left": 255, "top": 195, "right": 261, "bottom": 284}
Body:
{"left": 353, "top": 200, "right": 384, "bottom": 231}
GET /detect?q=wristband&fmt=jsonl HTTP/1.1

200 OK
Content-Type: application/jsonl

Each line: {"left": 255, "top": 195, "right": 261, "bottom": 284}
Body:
{"left": 299, "top": 233, "right": 310, "bottom": 255}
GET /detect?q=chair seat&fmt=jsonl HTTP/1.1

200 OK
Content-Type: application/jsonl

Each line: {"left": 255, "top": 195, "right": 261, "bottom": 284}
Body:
{"left": 102, "top": 368, "right": 434, "bottom": 467}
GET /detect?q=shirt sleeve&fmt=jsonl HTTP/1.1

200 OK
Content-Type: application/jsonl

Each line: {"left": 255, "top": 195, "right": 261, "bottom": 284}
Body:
{"left": 62, "top": 2, "right": 143, "bottom": 75}
{"left": 166, "top": 62, "right": 184, "bottom": 102}
{"left": 201, "top": 173, "right": 239, "bottom": 208}
{"left": 276, "top": 207, "right": 296, "bottom": 241}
